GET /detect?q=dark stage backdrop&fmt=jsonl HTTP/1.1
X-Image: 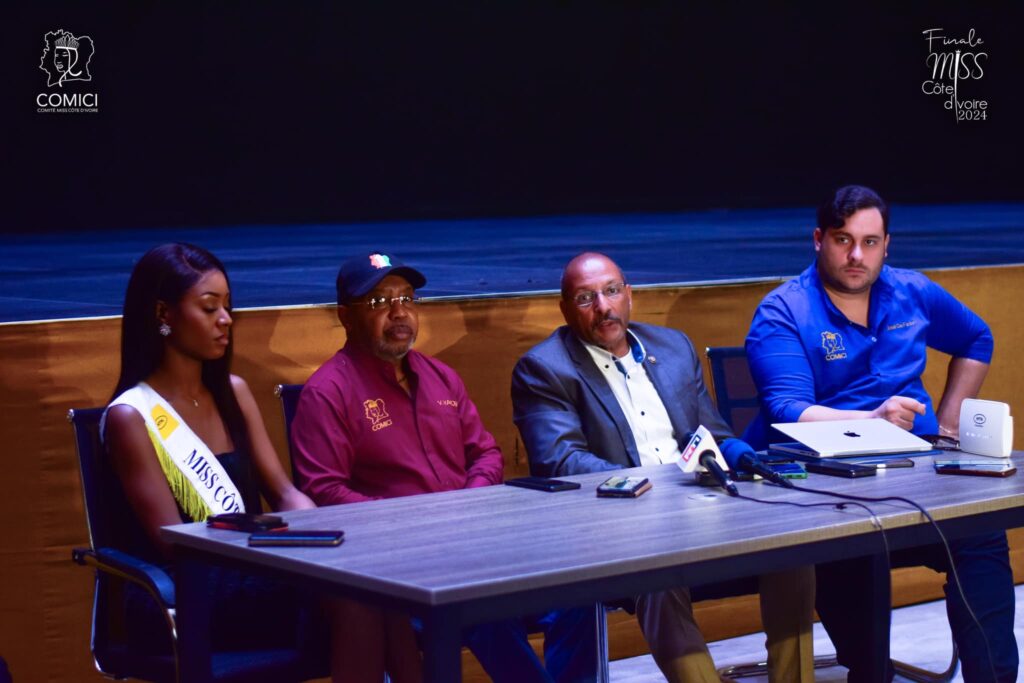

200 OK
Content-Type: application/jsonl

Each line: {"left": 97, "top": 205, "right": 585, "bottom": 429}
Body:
{"left": 7, "top": 2, "right": 1023, "bottom": 233}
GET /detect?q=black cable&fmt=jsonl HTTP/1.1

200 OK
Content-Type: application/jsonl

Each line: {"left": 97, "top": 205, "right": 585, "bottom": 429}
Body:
{"left": 761, "top": 480, "right": 999, "bottom": 683}
{"left": 734, "top": 489, "right": 892, "bottom": 580}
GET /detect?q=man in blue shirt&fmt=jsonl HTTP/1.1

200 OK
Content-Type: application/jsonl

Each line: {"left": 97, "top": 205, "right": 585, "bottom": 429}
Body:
{"left": 745, "top": 185, "right": 1016, "bottom": 682}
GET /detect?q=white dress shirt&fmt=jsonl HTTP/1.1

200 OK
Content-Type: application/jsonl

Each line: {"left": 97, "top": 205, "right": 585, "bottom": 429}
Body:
{"left": 583, "top": 331, "right": 682, "bottom": 467}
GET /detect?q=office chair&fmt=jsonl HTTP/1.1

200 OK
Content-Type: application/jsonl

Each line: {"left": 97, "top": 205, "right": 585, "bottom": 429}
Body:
{"left": 275, "top": 384, "right": 611, "bottom": 683}
{"left": 68, "top": 407, "right": 327, "bottom": 683}
{"left": 705, "top": 346, "right": 959, "bottom": 683}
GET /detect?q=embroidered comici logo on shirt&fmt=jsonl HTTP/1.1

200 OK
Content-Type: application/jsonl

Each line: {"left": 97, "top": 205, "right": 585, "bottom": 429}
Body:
{"left": 369, "top": 254, "right": 392, "bottom": 269}
{"left": 821, "top": 331, "right": 848, "bottom": 361}
{"left": 363, "top": 398, "right": 393, "bottom": 432}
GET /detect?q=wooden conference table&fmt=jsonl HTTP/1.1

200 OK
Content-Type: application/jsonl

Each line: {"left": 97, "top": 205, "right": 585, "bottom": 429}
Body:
{"left": 163, "top": 452, "right": 1024, "bottom": 682}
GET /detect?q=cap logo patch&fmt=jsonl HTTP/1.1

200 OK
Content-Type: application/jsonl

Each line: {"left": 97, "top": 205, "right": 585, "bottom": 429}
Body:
{"left": 369, "top": 254, "right": 392, "bottom": 269}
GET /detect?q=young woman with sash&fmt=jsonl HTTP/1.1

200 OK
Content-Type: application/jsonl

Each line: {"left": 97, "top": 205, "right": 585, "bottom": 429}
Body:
{"left": 102, "top": 243, "right": 320, "bottom": 659}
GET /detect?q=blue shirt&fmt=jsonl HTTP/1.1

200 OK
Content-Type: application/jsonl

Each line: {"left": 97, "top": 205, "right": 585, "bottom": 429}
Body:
{"left": 743, "top": 263, "right": 993, "bottom": 448}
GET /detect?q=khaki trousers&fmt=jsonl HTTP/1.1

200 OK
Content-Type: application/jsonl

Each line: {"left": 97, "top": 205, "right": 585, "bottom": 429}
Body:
{"left": 636, "top": 565, "right": 815, "bottom": 683}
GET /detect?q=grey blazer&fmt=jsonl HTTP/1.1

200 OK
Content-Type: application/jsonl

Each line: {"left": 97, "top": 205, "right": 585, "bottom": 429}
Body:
{"left": 511, "top": 323, "right": 734, "bottom": 477}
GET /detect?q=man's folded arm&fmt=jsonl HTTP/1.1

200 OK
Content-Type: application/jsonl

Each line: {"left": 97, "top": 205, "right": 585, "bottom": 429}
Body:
{"left": 511, "top": 355, "right": 623, "bottom": 477}
{"left": 747, "top": 297, "right": 935, "bottom": 429}
{"left": 749, "top": 323, "right": 905, "bottom": 424}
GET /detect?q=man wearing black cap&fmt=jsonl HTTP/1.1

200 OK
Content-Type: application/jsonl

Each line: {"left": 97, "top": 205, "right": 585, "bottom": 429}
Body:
{"left": 291, "top": 252, "right": 600, "bottom": 683}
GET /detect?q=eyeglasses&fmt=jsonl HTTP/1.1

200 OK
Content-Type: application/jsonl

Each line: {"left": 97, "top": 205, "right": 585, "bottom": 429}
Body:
{"left": 570, "top": 282, "right": 627, "bottom": 309}
{"left": 351, "top": 295, "right": 418, "bottom": 311}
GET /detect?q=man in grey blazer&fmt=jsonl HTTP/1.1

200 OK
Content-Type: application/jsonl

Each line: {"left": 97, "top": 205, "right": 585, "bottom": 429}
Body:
{"left": 511, "top": 252, "right": 814, "bottom": 683}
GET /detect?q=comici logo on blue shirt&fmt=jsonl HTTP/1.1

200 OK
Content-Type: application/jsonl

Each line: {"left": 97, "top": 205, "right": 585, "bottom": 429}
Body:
{"left": 821, "top": 331, "right": 847, "bottom": 361}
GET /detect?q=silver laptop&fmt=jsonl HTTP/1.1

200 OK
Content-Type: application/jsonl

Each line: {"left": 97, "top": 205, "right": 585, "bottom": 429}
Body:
{"left": 771, "top": 418, "right": 933, "bottom": 458}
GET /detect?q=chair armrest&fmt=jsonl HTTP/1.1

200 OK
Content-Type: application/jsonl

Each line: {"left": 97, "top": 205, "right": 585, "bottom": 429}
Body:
{"left": 72, "top": 546, "right": 176, "bottom": 607}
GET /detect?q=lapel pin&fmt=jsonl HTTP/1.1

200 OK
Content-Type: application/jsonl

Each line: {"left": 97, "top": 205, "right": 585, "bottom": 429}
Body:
{"left": 648, "top": 356, "right": 657, "bottom": 364}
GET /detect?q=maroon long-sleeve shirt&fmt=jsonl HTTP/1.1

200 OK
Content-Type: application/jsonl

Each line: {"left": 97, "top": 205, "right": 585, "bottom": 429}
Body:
{"left": 291, "top": 342, "right": 504, "bottom": 505}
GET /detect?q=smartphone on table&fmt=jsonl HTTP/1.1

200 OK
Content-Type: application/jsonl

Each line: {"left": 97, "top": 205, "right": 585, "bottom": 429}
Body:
{"left": 934, "top": 461, "right": 1017, "bottom": 477}
{"left": 248, "top": 530, "right": 345, "bottom": 547}
{"left": 505, "top": 477, "right": 582, "bottom": 492}
{"left": 207, "top": 513, "right": 288, "bottom": 532}
{"left": 803, "top": 460, "right": 876, "bottom": 478}
{"left": 597, "top": 476, "right": 652, "bottom": 498}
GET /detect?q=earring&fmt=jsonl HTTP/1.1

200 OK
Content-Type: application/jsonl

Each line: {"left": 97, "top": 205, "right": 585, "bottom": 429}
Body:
{"left": 159, "top": 323, "right": 171, "bottom": 337}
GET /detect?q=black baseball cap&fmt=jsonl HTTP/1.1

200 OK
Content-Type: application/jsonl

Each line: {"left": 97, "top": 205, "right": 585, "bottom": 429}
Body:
{"left": 335, "top": 252, "right": 427, "bottom": 304}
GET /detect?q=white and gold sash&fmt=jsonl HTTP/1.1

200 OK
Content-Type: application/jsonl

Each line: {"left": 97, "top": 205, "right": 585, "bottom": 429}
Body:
{"left": 103, "top": 382, "right": 245, "bottom": 521}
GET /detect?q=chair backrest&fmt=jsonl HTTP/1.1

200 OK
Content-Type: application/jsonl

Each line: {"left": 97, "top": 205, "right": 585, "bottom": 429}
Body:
{"left": 69, "top": 408, "right": 105, "bottom": 547}
{"left": 275, "top": 383, "right": 305, "bottom": 487}
{"left": 69, "top": 408, "right": 148, "bottom": 554}
{"left": 704, "top": 346, "right": 760, "bottom": 436}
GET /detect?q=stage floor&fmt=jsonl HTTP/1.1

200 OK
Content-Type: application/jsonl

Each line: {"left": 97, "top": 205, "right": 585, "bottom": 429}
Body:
{"left": 613, "top": 584, "right": 1024, "bottom": 681}
{"left": 3, "top": 203, "right": 1022, "bottom": 323}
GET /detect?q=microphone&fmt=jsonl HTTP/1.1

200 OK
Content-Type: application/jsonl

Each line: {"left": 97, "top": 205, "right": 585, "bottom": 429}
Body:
{"left": 679, "top": 426, "right": 737, "bottom": 496}
{"left": 679, "top": 425, "right": 726, "bottom": 474}
{"left": 721, "top": 438, "right": 794, "bottom": 488}
{"left": 699, "top": 449, "right": 738, "bottom": 497}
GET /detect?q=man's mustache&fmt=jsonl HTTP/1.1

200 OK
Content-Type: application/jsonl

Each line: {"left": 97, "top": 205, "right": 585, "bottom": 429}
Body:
{"left": 591, "top": 314, "right": 622, "bottom": 330}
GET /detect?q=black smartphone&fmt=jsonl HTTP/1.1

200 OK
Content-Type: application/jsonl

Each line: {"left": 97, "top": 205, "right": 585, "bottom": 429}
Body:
{"left": 846, "top": 458, "right": 915, "bottom": 469}
{"left": 248, "top": 530, "right": 345, "bottom": 547}
{"left": 803, "top": 460, "right": 877, "bottom": 478}
{"left": 207, "top": 513, "right": 288, "bottom": 532}
{"left": 935, "top": 463, "right": 1017, "bottom": 478}
{"left": 505, "top": 477, "right": 582, "bottom": 492}
{"left": 597, "top": 475, "right": 652, "bottom": 498}
{"left": 759, "top": 454, "right": 796, "bottom": 464}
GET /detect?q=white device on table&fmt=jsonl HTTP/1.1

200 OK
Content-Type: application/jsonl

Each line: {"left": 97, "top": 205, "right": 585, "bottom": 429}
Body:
{"left": 771, "top": 418, "right": 933, "bottom": 458}
{"left": 959, "top": 399, "right": 1013, "bottom": 458}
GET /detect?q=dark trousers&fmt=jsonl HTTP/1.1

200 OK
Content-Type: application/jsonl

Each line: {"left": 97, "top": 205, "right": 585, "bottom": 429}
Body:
{"left": 816, "top": 531, "right": 1017, "bottom": 683}
{"left": 461, "top": 607, "right": 601, "bottom": 683}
